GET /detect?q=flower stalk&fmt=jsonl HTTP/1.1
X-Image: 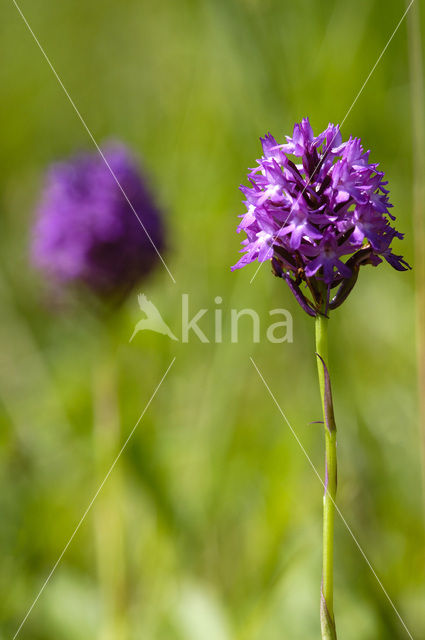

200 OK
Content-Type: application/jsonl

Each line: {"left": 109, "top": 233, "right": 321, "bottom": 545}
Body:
{"left": 93, "top": 343, "right": 128, "bottom": 640}
{"left": 315, "top": 313, "right": 337, "bottom": 640}
{"left": 407, "top": 0, "right": 425, "bottom": 518}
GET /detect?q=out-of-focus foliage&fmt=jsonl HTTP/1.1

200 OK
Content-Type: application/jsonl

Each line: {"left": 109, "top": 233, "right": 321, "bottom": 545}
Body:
{"left": 0, "top": 0, "right": 423, "bottom": 638}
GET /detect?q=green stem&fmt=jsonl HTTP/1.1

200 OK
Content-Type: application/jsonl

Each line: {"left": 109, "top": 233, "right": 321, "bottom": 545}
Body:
{"left": 407, "top": 0, "right": 425, "bottom": 520}
{"left": 315, "top": 314, "right": 337, "bottom": 640}
{"left": 93, "top": 340, "right": 128, "bottom": 640}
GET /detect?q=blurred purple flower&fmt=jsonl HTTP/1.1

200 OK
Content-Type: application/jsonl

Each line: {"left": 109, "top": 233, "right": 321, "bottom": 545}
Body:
{"left": 31, "top": 144, "right": 165, "bottom": 301}
{"left": 232, "top": 118, "right": 410, "bottom": 316}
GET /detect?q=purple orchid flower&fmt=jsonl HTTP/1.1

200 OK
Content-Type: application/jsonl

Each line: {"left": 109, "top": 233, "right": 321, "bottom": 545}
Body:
{"left": 31, "top": 143, "right": 165, "bottom": 302}
{"left": 232, "top": 117, "right": 410, "bottom": 315}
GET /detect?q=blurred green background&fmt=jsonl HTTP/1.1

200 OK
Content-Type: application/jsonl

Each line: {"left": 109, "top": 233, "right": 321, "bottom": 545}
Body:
{"left": 0, "top": 0, "right": 424, "bottom": 638}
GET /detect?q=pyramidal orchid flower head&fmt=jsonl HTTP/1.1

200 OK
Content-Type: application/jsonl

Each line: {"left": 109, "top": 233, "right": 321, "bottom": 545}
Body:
{"left": 31, "top": 143, "right": 165, "bottom": 302}
{"left": 232, "top": 118, "right": 410, "bottom": 316}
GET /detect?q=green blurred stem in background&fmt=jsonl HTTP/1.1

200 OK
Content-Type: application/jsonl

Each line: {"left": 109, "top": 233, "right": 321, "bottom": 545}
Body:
{"left": 93, "top": 333, "right": 128, "bottom": 640}
{"left": 315, "top": 313, "right": 337, "bottom": 640}
{"left": 407, "top": 0, "right": 425, "bottom": 520}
